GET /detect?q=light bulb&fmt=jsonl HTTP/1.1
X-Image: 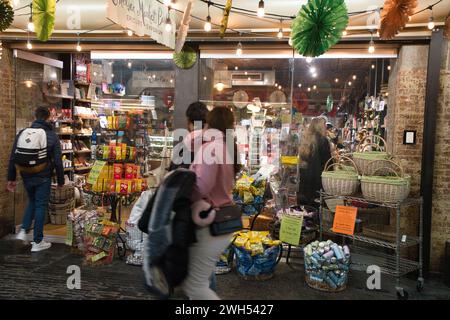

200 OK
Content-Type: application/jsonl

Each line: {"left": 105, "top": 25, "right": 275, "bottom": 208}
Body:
{"left": 76, "top": 42, "right": 82, "bottom": 52}
{"left": 288, "top": 37, "right": 293, "bottom": 46}
{"left": 216, "top": 82, "right": 225, "bottom": 92}
{"left": 165, "top": 17, "right": 172, "bottom": 32}
{"left": 348, "top": 81, "right": 352, "bottom": 86}
{"left": 28, "top": 18, "right": 35, "bottom": 32}
{"left": 298, "top": 83, "right": 302, "bottom": 87}
{"left": 275, "top": 83, "right": 278, "bottom": 87}
{"left": 163, "top": 0, "right": 172, "bottom": 6}
{"left": 313, "top": 85, "right": 317, "bottom": 90}
{"left": 128, "top": 62, "right": 132, "bottom": 68}
{"left": 310, "top": 66, "right": 316, "bottom": 74}
{"left": 236, "top": 42, "right": 243, "bottom": 56}
{"left": 204, "top": 16, "right": 212, "bottom": 32}
{"left": 277, "top": 29, "right": 283, "bottom": 39}
{"left": 235, "top": 66, "right": 238, "bottom": 70}
{"left": 26, "top": 41, "right": 32, "bottom": 50}
{"left": 306, "top": 57, "right": 313, "bottom": 64}
{"left": 342, "top": 30, "right": 347, "bottom": 36}
{"left": 257, "top": 0, "right": 265, "bottom": 18}
{"left": 387, "top": 65, "right": 391, "bottom": 71}
{"left": 278, "top": 85, "right": 282, "bottom": 90}
{"left": 371, "top": 64, "right": 375, "bottom": 69}
{"left": 312, "top": 73, "right": 317, "bottom": 78}
{"left": 335, "top": 78, "right": 339, "bottom": 83}
{"left": 352, "top": 75, "right": 357, "bottom": 80}
{"left": 368, "top": 40, "right": 375, "bottom": 53}
{"left": 111, "top": 73, "right": 114, "bottom": 78}
{"left": 127, "top": 30, "right": 133, "bottom": 36}
{"left": 203, "top": 76, "right": 207, "bottom": 80}
{"left": 428, "top": 16, "right": 435, "bottom": 30}
{"left": 307, "top": 87, "right": 311, "bottom": 92}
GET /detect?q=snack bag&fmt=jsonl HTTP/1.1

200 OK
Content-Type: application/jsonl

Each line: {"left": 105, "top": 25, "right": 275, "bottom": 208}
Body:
{"left": 116, "top": 146, "right": 122, "bottom": 161}
{"left": 127, "top": 180, "right": 133, "bottom": 193}
{"left": 103, "top": 179, "right": 110, "bottom": 193}
{"left": 110, "top": 180, "right": 116, "bottom": 193}
{"left": 125, "top": 164, "right": 134, "bottom": 179}
{"left": 121, "top": 144, "right": 127, "bottom": 160}
{"left": 110, "top": 146, "right": 116, "bottom": 160}
{"left": 115, "top": 180, "right": 122, "bottom": 194}
{"left": 135, "top": 179, "right": 142, "bottom": 192}
{"left": 131, "top": 180, "right": 136, "bottom": 193}
{"left": 113, "top": 164, "right": 123, "bottom": 179}
{"left": 103, "top": 146, "right": 110, "bottom": 160}
{"left": 133, "top": 165, "right": 138, "bottom": 179}
{"left": 120, "top": 181, "right": 129, "bottom": 194}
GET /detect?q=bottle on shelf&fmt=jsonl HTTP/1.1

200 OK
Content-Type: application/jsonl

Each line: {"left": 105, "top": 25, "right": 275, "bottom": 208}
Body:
{"left": 91, "top": 129, "right": 97, "bottom": 160}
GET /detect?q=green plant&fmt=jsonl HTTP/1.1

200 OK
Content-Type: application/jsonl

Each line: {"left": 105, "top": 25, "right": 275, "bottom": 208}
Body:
{"left": 0, "top": 0, "right": 14, "bottom": 32}
{"left": 33, "top": 0, "right": 56, "bottom": 41}
{"left": 291, "top": 0, "right": 348, "bottom": 57}
{"left": 173, "top": 46, "right": 197, "bottom": 69}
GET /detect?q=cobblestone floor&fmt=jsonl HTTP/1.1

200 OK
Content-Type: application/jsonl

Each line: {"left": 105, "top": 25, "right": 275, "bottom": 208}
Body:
{"left": 0, "top": 239, "right": 449, "bottom": 300}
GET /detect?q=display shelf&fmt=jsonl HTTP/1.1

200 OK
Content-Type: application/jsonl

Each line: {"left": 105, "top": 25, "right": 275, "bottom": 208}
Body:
{"left": 74, "top": 166, "right": 93, "bottom": 172}
{"left": 64, "top": 167, "right": 74, "bottom": 172}
{"left": 320, "top": 192, "right": 422, "bottom": 209}
{"left": 350, "top": 246, "right": 420, "bottom": 277}
{"left": 62, "top": 150, "right": 74, "bottom": 154}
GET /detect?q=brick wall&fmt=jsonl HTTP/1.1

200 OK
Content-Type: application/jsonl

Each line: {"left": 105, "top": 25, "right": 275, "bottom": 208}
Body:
{"left": 0, "top": 46, "right": 16, "bottom": 237}
{"left": 431, "top": 37, "right": 450, "bottom": 272}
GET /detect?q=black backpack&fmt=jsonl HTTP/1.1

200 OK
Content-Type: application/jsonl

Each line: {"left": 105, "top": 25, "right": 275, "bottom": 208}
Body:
{"left": 139, "top": 169, "right": 196, "bottom": 298}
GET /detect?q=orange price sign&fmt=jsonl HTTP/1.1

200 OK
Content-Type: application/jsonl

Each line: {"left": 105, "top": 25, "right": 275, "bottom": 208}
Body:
{"left": 332, "top": 206, "right": 358, "bottom": 236}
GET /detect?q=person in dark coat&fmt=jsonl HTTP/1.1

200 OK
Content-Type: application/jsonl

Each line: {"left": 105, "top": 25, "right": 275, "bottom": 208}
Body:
{"left": 7, "top": 106, "right": 65, "bottom": 252}
{"left": 298, "top": 117, "right": 332, "bottom": 207}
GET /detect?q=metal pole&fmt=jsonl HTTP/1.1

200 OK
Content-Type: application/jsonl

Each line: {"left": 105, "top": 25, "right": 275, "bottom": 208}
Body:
{"left": 420, "top": 28, "right": 444, "bottom": 277}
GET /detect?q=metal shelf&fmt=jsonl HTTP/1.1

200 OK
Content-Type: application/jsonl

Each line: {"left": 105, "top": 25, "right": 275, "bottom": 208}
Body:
{"left": 350, "top": 246, "right": 421, "bottom": 277}
{"left": 320, "top": 192, "right": 422, "bottom": 209}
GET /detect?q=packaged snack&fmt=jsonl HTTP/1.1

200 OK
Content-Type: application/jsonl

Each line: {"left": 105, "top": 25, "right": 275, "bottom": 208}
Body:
{"left": 116, "top": 146, "right": 122, "bottom": 161}
{"left": 115, "top": 180, "right": 122, "bottom": 194}
{"left": 135, "top": 179, "right": 142, "bottom": 192}
{"left": 103, "top": 146, "right": 110, "bottom": 160}
{"left": 127, "top": 180, "right": 133, "bottom": 193}
{"left": 110, "top": 180, "right": 116, "bottom": 193}
{"left": 103, "top": 179, "right": 110, "bottom": 193}
{"left": 128, "top": 147, "right": 136, "bottom": 161}
{"left": 107, "top": 116, "right": 113, "bottom": 130}
{"left": 125, "top": 164, "right": 134, "bottom": 179}
{"left": 102, "top": 226, "right": 112, "bottom": 237}
{"left": 131, "top": 180, "right": 136, "bottom": 193}
{"left": 113, "top": 164, "right": 123, "bottom": 179}
{"left": 103, "top": 239, "right": 113, "bottom": 251}
{"left": 110, "top": 146, "right": 116, "bottom": 160}
{"left": 133, "top": 165, "right": 138, "bottom": 179}
{"left": 121, "top": 143, "right": 127, "bottom": 160}
{"left": 91, "top": 251, "right": 108, "bottom": 262}
{"left": 120, "top": 181, "right": 129, "bottom": 194}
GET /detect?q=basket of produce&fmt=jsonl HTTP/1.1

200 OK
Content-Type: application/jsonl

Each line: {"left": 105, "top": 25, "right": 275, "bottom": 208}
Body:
{"left": 233, "top": 231, "right": 282, "bottom": 280}
{"left": 304, "top": 240, "right": 350, "bottom": 292}
{"left": 322, "top": 156, "right": 360, "bottom": 196}
{"left": 353, "top": 136, "right": 391, "bottom": 175}
{"left": 49, "top": 200, "right": 75, "bottom": 225}
{"left": 269, "top": 205, "right": 318, "bottom": 244}
{"left": 361, "top": 160, "right": 411, "bottom": 203}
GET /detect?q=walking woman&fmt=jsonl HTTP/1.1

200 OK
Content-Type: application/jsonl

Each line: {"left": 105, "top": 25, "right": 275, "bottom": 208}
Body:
{"left": 298, "top": 117, "right": 332, "bottom": 207}
{"left": 182, "top": 107, "right": 240, "bottom": 300}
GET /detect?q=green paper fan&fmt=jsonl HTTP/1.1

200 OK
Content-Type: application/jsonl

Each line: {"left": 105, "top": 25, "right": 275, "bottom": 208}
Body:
{"left": 33, "top": 0, "right": 56, "bottom": 42}
{"left": 173, "top": 46, "right": 197, "bottom": 69}
{"left": 0, "top": 0, "right": 14, "bottom": 32}
{"left": 291, "top": 0, "right": 348, "bottom": 57}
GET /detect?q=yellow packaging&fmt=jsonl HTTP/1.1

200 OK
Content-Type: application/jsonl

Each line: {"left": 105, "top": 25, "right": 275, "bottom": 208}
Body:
{"left": 121, "top": 144, "right": 127, "bottom": 160}
{"left": 135, "top": 179, "right": 142, "bottom": 192}
{"left": 116, "top": 146, "right": 122, "bottom": 161}
{"left": 127, "top": 180, "right": 132, "bottom": 193}
{"left": 250, "top": 243, "right": 265, "bottom": 256}
{"left": 103, "top": 179, "right": 110, "bottom": 192}
{"left": 234, "top": 236, "right": 247, "bottom": 248}
{"left": 115, "top": 180, "right": 122, "bottom": 194}
{"left": 107, "top": 116, "right": 113, "bottom": 130}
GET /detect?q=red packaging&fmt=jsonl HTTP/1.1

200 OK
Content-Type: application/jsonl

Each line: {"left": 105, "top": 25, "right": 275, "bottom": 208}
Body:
{"left": 113, "top": 164, "right": 123, "bottom": 179}
{"left": 125, "top": 164, "right": 134, "bottom": 179}
{"left": 132, "top": 165, "right": 138, "bottom": 179}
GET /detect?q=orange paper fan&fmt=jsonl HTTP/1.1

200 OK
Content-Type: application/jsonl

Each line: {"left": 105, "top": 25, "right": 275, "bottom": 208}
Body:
{"left": 379, "top": 0, "right": 418, "bottom": 40}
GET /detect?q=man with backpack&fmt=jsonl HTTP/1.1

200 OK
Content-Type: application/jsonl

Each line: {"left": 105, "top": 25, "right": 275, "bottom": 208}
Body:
{"left": 6, "top": 106, "right": 65, "bottom": 252}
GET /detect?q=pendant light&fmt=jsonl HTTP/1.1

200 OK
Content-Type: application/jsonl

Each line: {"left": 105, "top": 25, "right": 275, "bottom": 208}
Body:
{"left": 277, "top": 20, "right": 283, "bottom": 39}
{"left": 428, "top": 7, "right": 435, "bottom": 30}
{"left": 257, "top": 0, "right": 265, "bottom": 18}
{"left": 204, "top": 2, "right": 212, "bottom": 32}
{"left": 236, "top": 42, "right": 243, "bottom": 56}
{"left": 368, "top": 32, "right": 375, "bottom": 54}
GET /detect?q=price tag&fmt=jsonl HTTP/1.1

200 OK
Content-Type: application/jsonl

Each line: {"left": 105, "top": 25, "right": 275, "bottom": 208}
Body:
{"left": 280, "top": 215, "right": 303, "bottom": 246}
{"left": 87, "top": 160, "right": 106, "bottom": 185}
{"left": 332, "top": 206, "right": 358, "bottom": 236}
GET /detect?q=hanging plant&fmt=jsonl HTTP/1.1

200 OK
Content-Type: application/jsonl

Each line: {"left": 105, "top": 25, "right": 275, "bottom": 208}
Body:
{"left": 33, "top": 0, "right": 56, "bottom": 42}
{"left": 379, "top": 0, "right": 418, "bottom": 40}
{"left": 291, "top": 0, "right": 348, "bottom": 57}
{"left": 173, "top": 46, "right": 197, "bottom": 69}
{"left": 0, "top": 0, "right": 14, "bottom": 32}
{"left": 219, "top": 0, "right": 233, "bottom": 38}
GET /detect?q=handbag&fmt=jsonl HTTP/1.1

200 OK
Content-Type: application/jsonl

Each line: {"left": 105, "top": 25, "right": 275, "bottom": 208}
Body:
{"left": 210, "top": 204, "right": 243, "bottom": 236}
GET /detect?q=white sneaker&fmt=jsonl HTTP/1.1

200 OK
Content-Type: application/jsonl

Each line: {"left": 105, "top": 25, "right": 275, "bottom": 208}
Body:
{"left": 31, "top": 240, "right": 52, "bottom": 252}
{"left": 16, "top": 229, "right": 28, "bottom": 242}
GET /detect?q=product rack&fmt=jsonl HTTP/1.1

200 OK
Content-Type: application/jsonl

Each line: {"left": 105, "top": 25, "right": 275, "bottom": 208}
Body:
{"left": 318, "top": 191, "right": 423, "bottom": 299}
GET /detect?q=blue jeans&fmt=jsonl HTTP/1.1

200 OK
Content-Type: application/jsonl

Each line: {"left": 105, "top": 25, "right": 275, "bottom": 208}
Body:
{"left": 21, "top": 177, "right": 51, "bottom": 244}
{"left": 209, "top": 272, "right": 217, "bottom": 291}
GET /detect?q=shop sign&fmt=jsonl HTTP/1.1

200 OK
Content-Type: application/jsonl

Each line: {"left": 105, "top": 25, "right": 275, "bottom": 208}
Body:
{"left": 280, "top": 215, "right": 303, "bottom": 246}
{"left": 131, "top": 71, "right": 175, "bottom": 88}
{"left": 332, "top": 205, "right": 358, "bottom": 236}
{"left": 106, "top": 0, "right": 176, "bottom": 50}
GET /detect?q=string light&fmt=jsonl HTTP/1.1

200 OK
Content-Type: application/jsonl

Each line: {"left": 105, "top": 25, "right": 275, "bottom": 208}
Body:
{"left": 204, "top": 2, "right": 212, "bottom": 32}
{"left": 257, "top": 0, "right": 265, "bottom": 18}
{"left": 236, "top": 42, "right": 243, "bottom": 56}
{"left": 310, "top": 66, "right": 316, "bottom": 74}
{"left": 298, "top": 83, "right": 302, "bottom": 87}
{"left": 127, "top": 30, "right": 133, "bottom": 36}
{"left": 342, "top": 29, "right": 347, "bottom": 36}
{"left": 216, "top": 82, "right": 225, "bottom": 91}
{"left": 76, "top": 41, "right": 82, "bottom": 52}
{"left": 306, "top": 57, "right": 313, "bottom": 64}
{"left": 277, "top": 20, "right": 283, "bottom": 39}
{"left": 28, "top": 17, "right": 35, "bottom": 32}
{"left": 128, "top": 61, "right": 132, "bottom": 68}
{"left": 313, "top": 85, "right": 317, "bottom": 90}
{"left": 352, "top": 75, "right": 357, "bottom": 80}
{"left": 335, "top": 78, "right": 339, "bottom": 83}
{"left": 368, "top": 32, "right": 375, "bottom": 54}
{"left": 371, "top": 64, "right": 375, "bottom": 69}
{"left": 428, "top": 7, "right": 435, "bottom": 30}
{"left": 165, "top": 16, "right": 173, "bottom": 32}
{"left": 387, "top": 65, "right": 391, "bottom": 71}
{"left": 288, "top": 37, "right": 293, "bottom": 46}
{"left": 235, "top": 66, "right": 239, "bottom": 70}
{"left": 348, "top": 81, "right": 352, "bottom": 86}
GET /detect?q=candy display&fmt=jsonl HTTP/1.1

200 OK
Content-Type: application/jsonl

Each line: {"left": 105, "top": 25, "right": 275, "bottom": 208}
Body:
{"left": 303, "top": 240, "right": 350, "bottom": 292}
{"left": 233, "top": 231, "right": 281, "bottom": 280}
{"left": 66, "top": 209, "right": 100, "bottom": 252}
{"left": 87, "top": 163, "right": 146, "bottom": 194}
{"left": 233, "top": 174, "right": 267, "bottom": 216}
{"left": 216, "top": 244, "right": 235, "bottom": 275}
{"left": 84, "top": 219, "right": 119, "bottom": 265}
{"left": 96, "top": 142, "right": 136, "bottom": 162}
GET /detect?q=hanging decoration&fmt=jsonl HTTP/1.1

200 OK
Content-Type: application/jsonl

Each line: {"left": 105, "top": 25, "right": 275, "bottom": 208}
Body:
{"left": 173, "top": 45, "right": 197, "bottom": 69}
{"left": 379, "top": 0, "right": 418, "bottom": 40}
{"left": 219, "top": 0, "right": 233, "bottom": 38}
{"left": 0, "top": 0, "right": 14, "bottom": 32}
{"left": 175, "top": 0, "right": 195, "bottom": 54}
{"left": 32, "top": 0, "right": 56, "bottom": 41}
{"left": 291, "top": 0, "right": 348, "bottom": 57}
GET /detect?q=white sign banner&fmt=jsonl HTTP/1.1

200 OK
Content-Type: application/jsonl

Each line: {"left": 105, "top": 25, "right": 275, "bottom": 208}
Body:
{"left": 106, "top": 0, "right": 176, "bottom": 49}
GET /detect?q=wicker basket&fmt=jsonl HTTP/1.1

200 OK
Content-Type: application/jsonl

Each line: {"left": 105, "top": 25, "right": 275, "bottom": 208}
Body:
{"left": 321, "top": 156, "right": 360, "bottom": 196}
{"left": 353, "top": 136, "right": 391, "bottom": 175}
{"left": 49, "top": 200, "right": 75, "bottom": 225}
{"left": 51, "top": 185, "right": 75, "bottom": 204}
{"left": 361, "top": 160, "right": 410, "bottom": 203}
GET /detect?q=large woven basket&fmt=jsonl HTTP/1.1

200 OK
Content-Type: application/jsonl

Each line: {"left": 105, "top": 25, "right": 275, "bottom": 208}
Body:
{"left": 49, "top": 200, "right": 75, "bottom": 225}
{"left": 361, "top": 160, "right": 410, "bottom": 203}
{"left": 321, "top": 156, "right": 360, "bottom": 196}
{"left": 51, "top": 185, "right": 75, "bottom": 204}
{"left": 353, "top": 136, "right": 391, "bottom": 175}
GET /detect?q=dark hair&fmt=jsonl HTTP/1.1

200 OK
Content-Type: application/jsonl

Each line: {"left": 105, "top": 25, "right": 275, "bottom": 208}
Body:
{"left": 186, "top": 102, "right": 208, "bottom": 126}
{"left": 35, "top": 106, "right": 50, "bottom": 121}
{"left": 207, "top": 107, "right": 241, "bottom": 174}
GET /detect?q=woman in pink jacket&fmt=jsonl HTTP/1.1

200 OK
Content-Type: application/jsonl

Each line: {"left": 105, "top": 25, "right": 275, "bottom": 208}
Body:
{"left": 182, "top": 107, "right": 240, "bottom": 300}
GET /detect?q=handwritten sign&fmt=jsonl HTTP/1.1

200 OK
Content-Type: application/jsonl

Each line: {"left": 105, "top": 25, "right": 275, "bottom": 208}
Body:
{"left": 106, "top": 0, "right": 176, "bottom": 49}
{"left": 280, "top": 215, "right": 303, "bottom": 246}
{"left": 87, "top": 160, "right": 106, "bottom": 185}
{"left": 332, "top": 205, "right": 358, "bottom": 236}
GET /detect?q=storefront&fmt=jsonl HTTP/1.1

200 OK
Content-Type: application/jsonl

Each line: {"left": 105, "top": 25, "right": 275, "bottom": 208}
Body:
{"left": 0, "top": 0, "right": 449, "bottom": 300}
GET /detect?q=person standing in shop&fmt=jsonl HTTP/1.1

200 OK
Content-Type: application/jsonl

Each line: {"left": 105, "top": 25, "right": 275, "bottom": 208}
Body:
{"left": 6, "top": 106, "right": 65, "bottom": 252}
{"left": 297, "top": 116, "right": 332, "bottom": 207}
{"left": 182, "top": 107, "right": 240, "bottom": 300}
{"left": 170, "top": 101, "right": 209, "bottom": 170}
